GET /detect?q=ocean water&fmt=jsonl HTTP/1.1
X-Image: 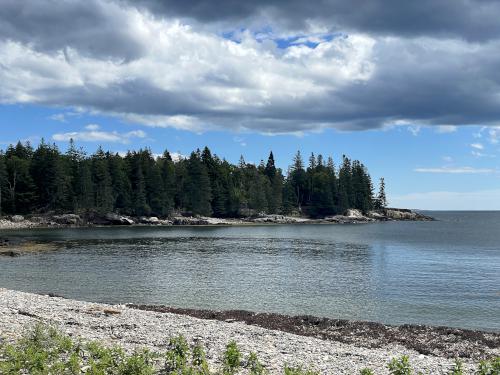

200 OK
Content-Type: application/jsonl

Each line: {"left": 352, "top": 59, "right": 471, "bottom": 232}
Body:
{"left": 1, "top": 211, "right": 499, "bottom": 331}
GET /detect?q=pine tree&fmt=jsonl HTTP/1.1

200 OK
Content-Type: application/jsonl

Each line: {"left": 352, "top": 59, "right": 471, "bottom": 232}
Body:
{"left": 5, "top": 143, "right": 36, "bottom": 214}
{"left": 310, "top": 170, "right": 335, "bottom": 217}
{"left": 0, "top": 152, "right": 6, "bottom": 216}
{"left": 91, "top": 147, "right": 113, "bottom": 214}
{"left": 290, "top": 151, "right": 306, "bottom": 209}
{"left": 159, "top": 151, "right": 176, "bottom": 215}
{"left": 375, "top": 177, "right": 387, "bottom": 209}
{"left": 185, "top": 151, "right": 212, "bottom": 216}
{"left": 31, "top": 141, "right": 69, "bottom": 211}
{"left": 140, "top": 150, "right": 164, "bottom": 216}
{"left": 127, "top": 152, "right": 150, "bottom": 216}
{"left": 265, "top": 151, "right": 276, "bottom": 179}
{"left": 338, "top": 156, "right": 353, "bottom": 213}
{"left": 107, "top": 153, "right": 131, "bottom": 214}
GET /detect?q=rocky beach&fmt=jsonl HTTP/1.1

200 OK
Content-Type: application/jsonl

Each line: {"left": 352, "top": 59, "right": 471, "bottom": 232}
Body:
{"left": 0, "top": 289, "right": 498, "bottom": 374}
{"left": 0, "top": 208, "right": 433, "bottom": 231}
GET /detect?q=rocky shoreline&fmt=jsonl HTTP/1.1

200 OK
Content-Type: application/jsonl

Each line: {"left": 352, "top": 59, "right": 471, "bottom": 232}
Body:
{"left": 0, "top": 208, "right": 434, "bottom": 231}
{"left": 0, "top": 289, "right": 497, "bottom": 374}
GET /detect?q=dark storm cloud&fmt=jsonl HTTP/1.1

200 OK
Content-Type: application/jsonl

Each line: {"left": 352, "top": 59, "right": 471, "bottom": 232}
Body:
{"left": 0, "top": 0, "right": 146, "bottom": 60}
{"left": 128, "top": 0, "right": 500, "bottom": 41}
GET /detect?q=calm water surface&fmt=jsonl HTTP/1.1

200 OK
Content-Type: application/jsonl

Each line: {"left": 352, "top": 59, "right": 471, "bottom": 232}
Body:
{"left": 1, "top": 211, "right": 499, "bottom": 331}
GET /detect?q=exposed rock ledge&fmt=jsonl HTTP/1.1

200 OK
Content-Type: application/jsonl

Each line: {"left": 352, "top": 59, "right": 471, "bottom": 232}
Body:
{"left": 0, "top": 208, "right": 433, "bottom": 230}
{"left": 1, "top": 289, "right": 496, "bottom": 374}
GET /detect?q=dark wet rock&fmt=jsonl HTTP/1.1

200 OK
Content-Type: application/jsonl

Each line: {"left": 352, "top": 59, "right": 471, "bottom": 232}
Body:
{"left": 53, "top": 214, "right": 82, "bottom": 225}
{"left": 0, "top": 250, "right": 20, "bottom": 257}
{"left": 96, "top": 213, "right": 135, "bottom": 225}
{"left": 384, "top": 208, "right": 434, "bottom": 221}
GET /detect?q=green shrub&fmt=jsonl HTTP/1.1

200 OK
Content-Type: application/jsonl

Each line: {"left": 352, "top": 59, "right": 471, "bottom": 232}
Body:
{"left": 477, "top": 357, "right": 500, "bottom": 375}
{"left": 222, "top": 340, "right": 241, "bottom": 374}
{"left": 360, "top": 369, "right": 375, "bottom": 375}
{"left": 449, "top": 359, "right": 463, "bottom": 375}
{"left": 165, "top": 335, "right": 191, "bottom": 372}
{"left": 388, "top": 355, "right": 412, "bottom": 375}
{"left": 191, "top": 343, "right": 210, "bottom": 375}
{"left": 247, "top": 351, "right": 267, "bottom": 375}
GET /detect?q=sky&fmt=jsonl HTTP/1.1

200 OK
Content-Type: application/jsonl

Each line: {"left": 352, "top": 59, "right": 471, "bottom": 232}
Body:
{"left": 1, "top": 0, "right": 500, "bottom": 210}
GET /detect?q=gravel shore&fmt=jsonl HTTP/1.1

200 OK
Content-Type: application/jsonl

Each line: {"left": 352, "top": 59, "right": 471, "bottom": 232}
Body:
{"left": 1, "top": 289, "right": 496, "bottom": 374}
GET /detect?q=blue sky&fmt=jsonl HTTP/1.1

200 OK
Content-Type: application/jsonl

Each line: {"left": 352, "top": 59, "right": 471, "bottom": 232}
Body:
{"left": 1, "top": 0, "right": 500, "bottom": 210}
{"left": 1, "top": 103, "right": 499, "bottom": 210}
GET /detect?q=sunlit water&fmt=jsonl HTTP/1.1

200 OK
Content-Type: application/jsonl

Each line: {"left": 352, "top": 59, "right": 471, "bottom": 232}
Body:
{"left": 1, "top": 211, "right": 499, "bottom": 331}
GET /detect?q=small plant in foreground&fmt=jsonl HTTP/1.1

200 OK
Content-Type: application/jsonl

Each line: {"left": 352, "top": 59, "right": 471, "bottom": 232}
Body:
{"left": 360, "top": 368, "right": 375, "bottom": 375}
{"left": 165, "top": 335, "right": 191, "bottom": 372}
{"left": 283, "top": 365, "right": 319, "bottom": 375}
{"left": 449, "top": 359, "right": 463, "bottom": 375}
{"left": 388, "top": 355, "right": 412, "bottom": 375}
{"left": 477, "top": 357, "right": 500, "bottom": 375}
{"left": 247, "top": 351, "right": 267, "bottom": 375}
{"left": 222, "top": 340, "right": 241, "bottom": 374}
{"left": 192, "top": 343, "right": 211, "bottom": 375}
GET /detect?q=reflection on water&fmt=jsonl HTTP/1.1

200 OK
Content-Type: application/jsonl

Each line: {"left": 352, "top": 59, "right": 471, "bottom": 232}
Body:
{"left": 1, "top": 211, "right": 499, "bottom": 331}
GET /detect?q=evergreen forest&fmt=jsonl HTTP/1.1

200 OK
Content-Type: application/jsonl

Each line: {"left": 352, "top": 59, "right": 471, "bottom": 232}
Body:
{"left": 0, "top": 140, "right": 387, "bottom": 218}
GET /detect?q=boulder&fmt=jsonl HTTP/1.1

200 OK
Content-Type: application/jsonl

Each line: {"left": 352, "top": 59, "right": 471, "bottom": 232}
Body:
{"left": 53, "top": 214, "right": 82, "bottom": 225}
{"left": 104, "top": 213, "right": 135, "bottom": 225}
{"left": 172, "top": 216, "right": 210, "bottom": 225}
{"left": 345, "top": 209, "right": 364, "bottom": 219}
{"left": 367, "top": 211, "right": 386, "bottom": 220}
{"left": 11, "top": 215, "right": 25, "bottom": 223}
{"left": 139, "top": 216, "right": 160, "bottom": 225}
{"left": 384, "top": 208, "right": 434, "bottom": 221}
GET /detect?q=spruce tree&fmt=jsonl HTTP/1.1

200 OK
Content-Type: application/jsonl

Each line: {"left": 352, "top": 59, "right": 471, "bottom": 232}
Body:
{"left": 0, "top": 152, "right": 6, "bottom": 216}
{"left": 91, "top": 147, "right": 113, "bottom": 214}
{"left": 127, "top": 152, "right": 150, "bottom": 216}
{"left": 290, "top": 151, "right": 306, "bottom": 209}
{"left": 265, "top": 151, "right": 276, "bottom": 179}
{"left": 159, "top": 151, "right": 176, "bottom": 215}
{"left": 185, "top": 151, "right": 212, "bottom": 216}
{"left": 338, "top": 156, "right": 353, "bottom": 213}
{"left": 31, "top": 141, "right": 69, "bottom": 211}
{"left": 376, "top": 177, "right": 387, "bottom": 209}
{"left": 107, "top": 153, "right": 131, "bottom": 214}
{"left": 5, "top": 143, "right": 36, "bottom": 214}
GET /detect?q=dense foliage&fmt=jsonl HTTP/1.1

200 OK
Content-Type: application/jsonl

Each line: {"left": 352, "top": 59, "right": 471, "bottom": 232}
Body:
{"left": 1, "top": 324, "right": 499, "bottom": 375}
{"left": 0, "top": 140, "right": 385, "bottom": 218}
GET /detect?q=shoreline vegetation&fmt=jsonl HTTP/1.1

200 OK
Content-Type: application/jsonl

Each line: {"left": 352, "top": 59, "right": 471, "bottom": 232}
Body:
{"left": 0, "top": 289, "right": 499, "bottom": 374}
{"left": 2, "top": 140, "right": 392, "bottom": 222}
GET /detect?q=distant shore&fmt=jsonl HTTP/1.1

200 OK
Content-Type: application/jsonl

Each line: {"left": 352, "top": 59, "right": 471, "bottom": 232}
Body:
{"left": 0, "top": 288, "right": 497, "bottom": 374}
{"left": 0, "top": 208, "right": 433, "bottom": 231}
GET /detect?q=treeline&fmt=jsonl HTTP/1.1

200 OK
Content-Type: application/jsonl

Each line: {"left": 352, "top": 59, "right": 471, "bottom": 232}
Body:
{"left": 0, "top": 140, "right": 387, "bottom": 218}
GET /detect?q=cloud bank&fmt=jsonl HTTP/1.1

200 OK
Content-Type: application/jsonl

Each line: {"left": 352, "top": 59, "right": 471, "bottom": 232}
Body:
{"left": 1, "top": 0, "right": 500, "bottom": 134}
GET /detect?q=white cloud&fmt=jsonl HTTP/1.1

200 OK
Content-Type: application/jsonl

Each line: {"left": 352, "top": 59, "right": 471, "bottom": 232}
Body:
{"left": 414, "top": 166, "right": 495, "bottom": 174}
{"left": 407, "top": 126, "right": 421, "bottom": 136}
{"left": 52, "top": 127, "right": 146, "bottom": 143}
{"left": 390, "top": 189, "right": 500, "bottom": 210}
{"left": 470, "top": 143, "right": 484, "bottom": 150}
{"left": 442, "top": 156, "right": 453, "bottom": 162}
{"left": 436, "top": 125, "right": 457, "bottom": 134}
{"left": 487, "top": 126, "right": 500, "bottom": 144}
